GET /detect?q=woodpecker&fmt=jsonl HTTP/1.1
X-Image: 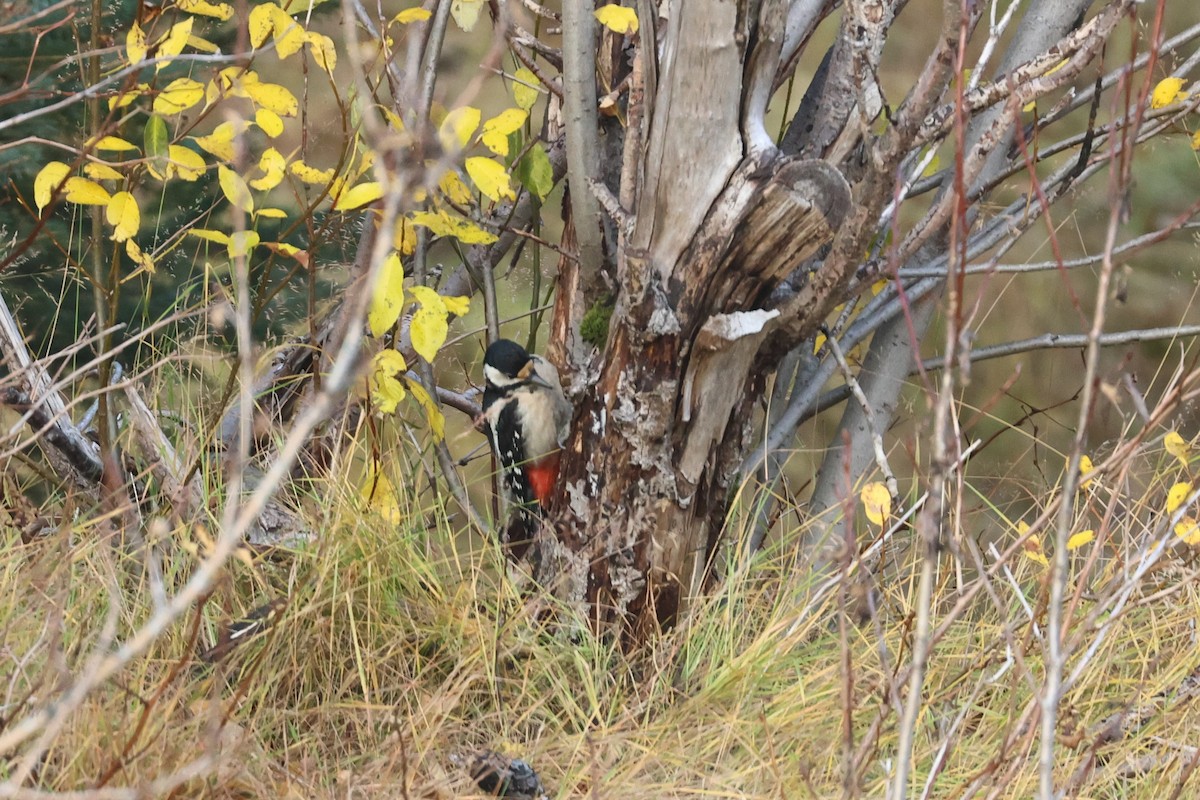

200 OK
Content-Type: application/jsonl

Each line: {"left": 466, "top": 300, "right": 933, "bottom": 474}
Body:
{"left": 480, "top": 339, "right": 571, "bottom": 512}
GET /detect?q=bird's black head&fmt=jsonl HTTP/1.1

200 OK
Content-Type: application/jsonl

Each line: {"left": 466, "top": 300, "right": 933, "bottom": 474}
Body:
{"left": 483, "top": 339, "right": 535, "bottom": 388}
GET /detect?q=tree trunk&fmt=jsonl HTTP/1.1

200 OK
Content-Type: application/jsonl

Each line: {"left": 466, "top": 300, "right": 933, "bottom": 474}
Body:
{"left": 545, "top": 0, "right": 852, "bottom": 636}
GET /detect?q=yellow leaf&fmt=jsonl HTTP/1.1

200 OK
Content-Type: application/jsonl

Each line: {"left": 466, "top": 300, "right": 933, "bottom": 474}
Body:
{"left": 465, "top": 156, "right": 515, "bottom": 202}
{"left": 1077, "top": 454, "right": 1095, "bottom": 490}
{"left": 63, "top": 177, "right": 111, "bottom": 205}
{"left": 441, "top": 295, "right": 470, "bottom": 316}
{"left": 361, "top": 468, "right": 403, "bottom": 522}
{"left": 409, "top": 209, "right": 497, "bottom": 244}
{"left": 244, "top": 80, "right": 299, "bottom": 116}
{"left": 1151, "top": 77, "right": 1187, "bottom": 109}
{"left": 227, "top": 230, "right": 260, "bottom": 258}
{"left": 270, "top": 4, "right": 306, "bottom": 57}
{"left": 1175, "top": 516, "right": 1200, "bottom": 546}
{"left": 218, "top": 165, "right": 255, "bottom": 213}
{"left": 125, "top": 239, "right": 155, "bottom": 273}
{"left": 860, "top": 482, "right": 891, "bottom": 526}
{"left": 406, "top": 380, "right": 445, "bottom": 440}
{"left": 255, "top": 108, "right": 284, "bottom": 137}
{"left": 1022, "top": 100, "right": 1037, "bottom": 113}
{"left": 408, "top": 286, "right": 448, "bottom": 363}
{"left": 108, "top": 84, "right": 147, "bottom": 110}
{"left": 153, "top": 77, "right": 205, "bottom": 114}
{"left": 370, "top": 350, "right": 409, "bottom": 414}
{"left": 91, "top": 136, "right": 138, "bottom": 152}
{"left": 1066, "top": 530, "right": 1095, "bottom": 551}
{"left": 84, "top": 162, "right": 125, "bottom": 181}
{"left": 512, "top": 67, "right": 540, "bottom": 111}
{"left": 1019, "top": 522, "right": 1049, "bottom": 568}
{"left": 306, "top": 31, "right": 337, "bottom": 72}
{"left": 250, "top": 147, "right": 287, "bottom": 191}
{"left": 289, "top": 159, "right": 334, "bottom": 184}
{"left": 192, "top": 120, "right": 248, "bottom": 161}
{"left": 594, "top": 4, "right": 638, "bottom": 34}
{"left": 368, "top": 252, "right": 405, "bottom": 337}
{"left": 450, "top": 0, "right": 484, "bottom": 31}
{"left": 126, "top": 22, "right": 147, "bottom": 64}
{"left": 257, "top": 209, "right": 289, "bottom": 220}
{"left": 438, "top": 106, "right": 481, "bottom": 152}
{"left": 248, "top": 2, "right": 277, "bottom": 48}
{"left": 393, "top": 217, "right": 417, "bottom": 255}
{"left": 1192, "top": 130, "right": 1200, "bottom": 151}
{"left": 177, "top": 0, "right": 234, "bottom": 19}
{"left": 166, "top": 144, "right": 206, "bottom": 181}
{"left": 156, "top": 18, "right": 194, "bottom": 71}
{"left": 438, "top": 170, "right": 473, "bottom": 205}
{"left": 392, "top": 7, "right": 431, "bottom": 23}
{"left": 34, "top": 161, "right": 72, "bottom": 212}
{"left": 106, "top": 191, "right": 140, "bottom": 241}
{"left": 812, "top": 332, "right": 826, "bottom": 354}
{"left": 189, "top": 228, "right": 231, "bottom": 244}
{"left": 333, "top": 181, "right": 383, "bottom": 211}
{"left": 1167, "top": 481, "right": 1193, "bottom": 514}
{"left": 1165, "top": 431, "right": 1190, "bottom": 467}
{"left": 480, "top": 108, "right": 527, "bottom": 156}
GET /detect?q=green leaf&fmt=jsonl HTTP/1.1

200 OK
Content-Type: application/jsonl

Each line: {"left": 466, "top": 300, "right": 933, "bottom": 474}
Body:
{"left": 516, "top": 142, "right": 553, "bottom": 200}
{"left": 144, "top": 115, "right": 170, "bottom": 177}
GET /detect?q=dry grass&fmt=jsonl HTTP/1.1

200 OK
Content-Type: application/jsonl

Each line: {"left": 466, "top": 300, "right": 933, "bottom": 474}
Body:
{"left": 5, "top": 411, "right": 1200, "bottom": 799}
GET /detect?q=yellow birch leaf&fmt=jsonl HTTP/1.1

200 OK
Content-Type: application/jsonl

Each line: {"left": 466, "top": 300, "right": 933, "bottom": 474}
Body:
{"left": 250, "top": 147, "right": 287, "bottom": 191}
{"left": 305, "top": 31, "right": 337, "bottom": 72}
{"left": 860, "top": 482, "right": 891, "bottom": 526}
{"left": 255, "top": 108, "right": 284, "bottom": 137}
{"left": 441, "top": 295, "right": 470, "bottom": 316}
{"left": 1019, "top": 522, "right": 1049, "bottom": 568}
{"left": 408, "top": 286, "right": 448, "bottom": 363}
{"left": 392, "top": 7, "right": 431, "bottom": 23}
{"left": 438, "top": 170, "right": 473, "bottom": 205}
{"left": 813, "top": 332, "right": 826, "bottom": 354}
{"left": 1078, "top": 454, "right": 1095, "bottom": 490}
{"left": 480, "top": 108, "right": 527, "bottom": 156}
{"left": 438, "top": 106, "right": 481, "bottom": 152}
{"left": 186, "top": 33, "right": 221, "bottom": 53}
{"left": 393, "top": 217, "right": 417, "bottom": 255}
{"left": 153, "top": 77, "right": 205, "bottom": 114}
{"left": 450, "top": 0, "right": 484, "bottom": 31}
{"left": 361, "top": 468, "right": 403, "bottom": 522}
{"left": 409, "top": 209, "right": 497, "bottom": 244}
{"left": 244, "top": 80, "right": 299, "bottom": 116}
{"left": 594, "top": 5, "right": 638, "bottom": 34}
{"left": 1066, "top": 530, "right": 1095, "bottom": 551}
{"left": 156, "top": 18, "right": 194, "bottom": 71}
{"left": 218, "top": 165, "right": 254, "bottom": 213}
{"left": 289, "top": 159, "right": 334, "bottom": 184}
{"left": 34, "top": 161, "right": 72, "bottom": 212}
{"left": 1167, "top": 481, "right": 1192, "bottom": 514}
{"left": 333, "top": 181, "right": 383, "bottom": 211}
{"left": 125, "top": 239, "right": 155, "bottom": 273}
{"left": 1165, "top": 431, "right": 1190, "bottom": 467}
{"left": 177, "top": 0, "right": 234, "bottom": 19}
{"left": 370, "top": 349, "right": 408, "bottom": 414}
{"left": 269, "top": 4, "right": 305, "bottom": 57}
{"left": 1192, "top": 130, "right": 1200, "bottom": 151}
{"left": 1151, "top": 77, "right": 1187, "bottom": 109}
{"left": 406, "top": 379, "right": 445, "bottom": 440}
{"left": 192, "top": 122, "right": 241, "bottom": 161}
{"left": 248, "top": 3, "right": 277, "bottom": 48}
{"left": 512, "top": 67, "right": 540, "bottom": 111}
{"left": 189, "top": 228, "right": 231, "bottom": 244}
{"left": 84, "top": 163, "right": 125, "bottom": 181}
{"left": 106, "top": 191, "right": 140, "bottom": 241}
{"left": 368, "top": 252, "right": 405, "bottom": 337}
{"left": 91, "top": 136, "right": 138, "bottom": 152}
{"left": 109, "top": 84, "right": 147, "bottom": 110}
{"left": 126, "top": 22, "right": 147, "bottom": 64}
{"left": 465, "top": 156, "right": 515, "bottom": 202}
{"left": 167, "top": 145, "right": 206, "bottom": 181}
{"left": 227, "top": 230, "right": 260, "bottom": 258}
{"left": 1174, "top": 516, "right": 1200, "bottom": 546}
{"left": 256, "top": 208, "right": 288, "bottom": 219}
{"left": 63, "top": 177, "right": 111, "bottom": 205}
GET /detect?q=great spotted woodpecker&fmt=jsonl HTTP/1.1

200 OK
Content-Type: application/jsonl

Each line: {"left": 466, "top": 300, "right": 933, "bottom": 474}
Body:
{"left": 480, "top": 339, "right": 571, "bottom": 512}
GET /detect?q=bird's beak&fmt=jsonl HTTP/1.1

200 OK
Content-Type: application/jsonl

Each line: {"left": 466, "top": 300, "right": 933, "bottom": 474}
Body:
{"left": 519, "top": 360, "right": 553, "bottom": 390}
